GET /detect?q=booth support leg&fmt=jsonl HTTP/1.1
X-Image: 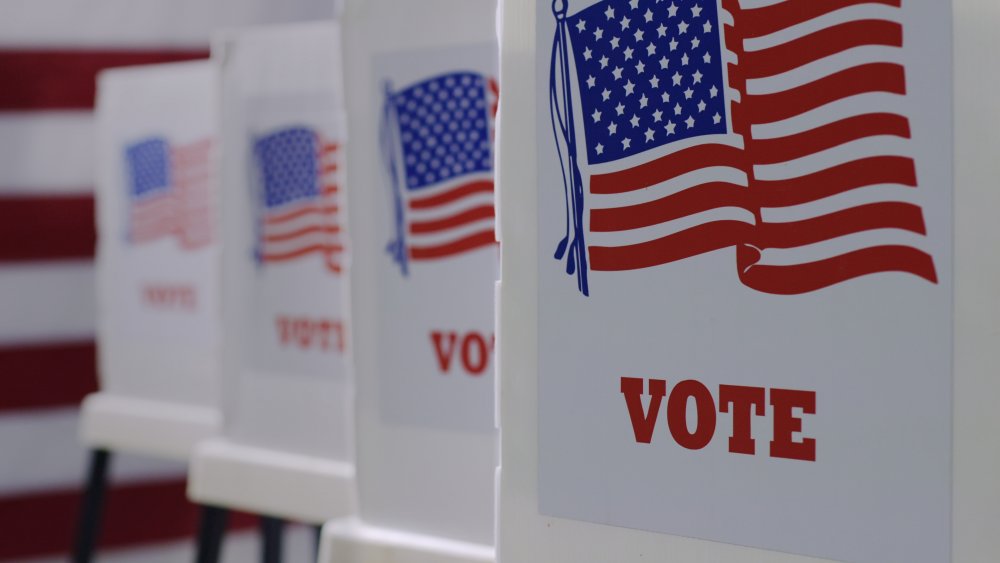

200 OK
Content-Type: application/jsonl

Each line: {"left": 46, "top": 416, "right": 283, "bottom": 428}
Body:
{"left": 260, "top": 515, "right": 285, "bottom": 563}
{"left": 73, "top": 448, "right": 112, "bottom": 563}
{"left": 194, "top": 505, "right": 229, "bottom": 563}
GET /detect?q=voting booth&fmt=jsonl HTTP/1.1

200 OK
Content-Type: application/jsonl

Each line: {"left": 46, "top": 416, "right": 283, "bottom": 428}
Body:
{"left": 319, "top": 1, "right": 498, "bottom": 561}
{"left": 497, "top": 0, "right": 1000, "bottom": 562}
{"left": 80, "top": 60, "right": 220, "bottom": 561}
{"left": 186, "top": 21, "right": 354, "bottom": 558}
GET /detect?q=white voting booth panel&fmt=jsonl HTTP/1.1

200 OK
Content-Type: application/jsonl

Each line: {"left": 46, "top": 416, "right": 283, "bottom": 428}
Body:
{"left": 187, "top": 21, "right": 355, "bottom": 523}
{"left": 86, "top": 61, "right": 221, "bottom": 461}
{"left": 497, "top": 0, "right": 1000, "bottom": 562}
{"left": 320, "top": 1, "right": 498, "bottom": 561}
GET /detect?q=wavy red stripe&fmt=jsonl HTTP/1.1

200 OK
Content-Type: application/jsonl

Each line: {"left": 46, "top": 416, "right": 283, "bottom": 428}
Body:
{"left": 740, "top": 245, "right": 937, "bottom": 295}
{"left": 736, "top": 0, "right": 902, "bottom": 39}
{"left": 756, "top": 202, "right": 926, "bottom": 249}
{"left": 756, "top": 156, "right": 917, "bottom": 207}
{"left": 752, "top": 113, "right": 911, "bottom": 165}
{"left": 741, "top": 20, "right": 903, "bottom": 80}
{"left": 590, "top": 182, "right": 751, "bottom": 232}
{"left": 589, "top": 220, "right": 753, "bottom": 272}
{"left": 264, "top": 204, "right": 338, "bottom": 225}
{"left": 408, "top": 181, "right": 494, "bottom": 210}
{"left": 263, "top": 224, "right": 340, "bottom": 243}
{"left": 262, "top": 243, "right": 344, "bottom": 262}
{"left": 409, "top": 230, "right": 496, "bottom": 260}
{"left": 409, "top": 205, "right": 495, "bottom": 235}
{"left": 589, "top": 144, "right": 746, "bottom": 195}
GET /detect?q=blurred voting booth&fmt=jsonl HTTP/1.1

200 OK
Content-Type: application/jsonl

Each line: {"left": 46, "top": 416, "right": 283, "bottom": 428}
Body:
{"left": 186, "top": 20, "right": 354, "bottom": 558}
{"left": 496, "top": 0, "right": 1000, "bottom": 562}
{"left": 320, "top": 0, "right": 498, "bottom": 561}
{"left": 80, "top": 60, "right": 220, "bottom": 561}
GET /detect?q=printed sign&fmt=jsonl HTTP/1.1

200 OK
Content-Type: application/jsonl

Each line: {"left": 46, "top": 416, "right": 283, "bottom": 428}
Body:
{"left": 373, "top": 45, "right": 498, "bottom": 432}
{"left": 241, "top": 98, "right": 349, "bottom": 378}
{"left": 536, "top": 1, "right": 952, "bottom": 562}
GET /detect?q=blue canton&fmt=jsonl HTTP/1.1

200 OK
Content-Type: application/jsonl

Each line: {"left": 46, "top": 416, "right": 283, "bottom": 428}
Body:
{"left": 393, "top": 72, "right": 492, "bottom": 191}
{"left": 125, "top": 138, "right": 170, "bottom": 198}
{"left": 569, "top": 0, "right": 727, "bottom": 164}
{"left": 254, "top": 127, "right": 319, "bottom": 208}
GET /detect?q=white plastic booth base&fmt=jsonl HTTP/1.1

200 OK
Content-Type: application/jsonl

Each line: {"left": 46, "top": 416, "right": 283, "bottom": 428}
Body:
{"left": 80, "top": 392, "right": 220, "bottom": 461}
{"left": 188, "top": 438, "right": 355, "bottom": 523}
{"left": 319, "top": 518, "right": 494, "bottom": 563}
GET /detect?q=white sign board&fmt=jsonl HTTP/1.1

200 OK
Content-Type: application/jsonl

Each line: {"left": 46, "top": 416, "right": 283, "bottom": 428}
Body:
{"left": 342, "top": 0, "right": 498, "bottom": 547}
{"left": 95, "top": 61, "right": 220, "bottom": 410}
{"left": 216, "top": 21, "right": 352, "bottom": 462}
{"left": 498, "top": 1, "right": 961, "bottom": 562}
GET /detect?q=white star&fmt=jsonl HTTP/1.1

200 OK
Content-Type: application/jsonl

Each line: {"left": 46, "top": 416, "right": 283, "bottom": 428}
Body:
{"left": 679, "top": 21, "right": 689, "bottom": 34}
{"left": 624, "top": 80, "right": 636, "bottom": 95}
{"left": 704, "top": 21, "right": 713, "bottom": 33}
{"left": 667, "top": 2, "right": 678, "bottom": 17}
{"left": 615, "top": 102, "right": 625, "bottom": 115}
{"left": 681, "top": 53, "right": 689, "bottom": 65}
{"left": 591, "top": 109, "right": 602, "bottom": 123}
{"left": 586, "top": 75, "right": 596, "bottom": 88}
{"left": 644, "top": 9, "right": 654, "bottom": 23}
{"left": 665, "top": 120, "right": 677, "bottom": 135}
{"left": 644, "top": 128, "right": 655, "bottom": 142}
{"left": 608, "top": 122, "right": 618, "bottom": 135}
{"left": 693, "top": 70, "right": 703, "bottom": 83}
{"left": 646, "top": 43, "right": 657, "bottom": 56}
{"left": 672, "top": 71, "right": 683, "bottom": 85}
{"left": 674, "top": 102, "right": 683, "bottom": 115}
{"left": 594, "top": 27, "right": 604, "bottom": 40}
{"left": 657, "top": 23, "right": 668, "bottom": 37}
{"left": 596, "top": 143, "right": 605, "bottom": 155}
{"left": 620, "top": 16, "right": 630, "bottom": 30}
{"left": 703, "top": 52, "right": 712, "bottom": 64}
{"left": 670, "top": 38, "right": 679, "bottom": 51}
{"left": 649, "top": 75, "right": 660, "bottom": 88}
{"left": 692, "top": 4, "right": 703, "bottom": 18}
{"left": 639, "top": 94, "right": 649, "bottom": 108}
{"left": 624, "top": 46, "right": 634, "bottom": 60}
{"left": 697, "top": 100, "right": 707, "bottom": 112}
{"left": 622, "top": 137, "right": 632, "bottom": 150}
{"left": 584, "top": 47, "right": 593, "bottom": 60}
{"left": 659, "top": 56, "right": 670, "bottom": 69}
{"left": 634, "top": 28, "right": 644, "bottom": 42}
{"left": 686, "top": 115, "right": 696, "bottom": 128}
{"left": 612, "top": 66, "right": 624, "bottom": 80}
{"left": 635, "top": 60, "right": 646, "bottom": 74}
{"left": 684, "top": 87, "right": 694, "bottom": 99}
{"left": 713, "top": 112, "right": 722, "bottom": 124}
{"left": 653, "top": 109, "right": 663, "bottom": 122}
{"left": 691, "top": 37, "right": 701, "bottom": 49}
{"left": 600, "top": 55, "right": 609, "bottom": 69}
{"left": 709, "top": 85, "right": 719, "bottom": 98}
{"left": 605, "top": 6, "right": 615, "bottom": 19}
{"left": 629, "top": 0, "right": 639, "bottom": 9}
{"left": 576, "top": 19, "right": 586, "bottom": 32}
{"left": 610, "top": 36, "right": 621, "bottom": 49}
{"left": 661, "top": 91, "right": 670, "bottom": 103}
{"left": 630, "top": 114, "right": 640, "bottom": 127}
{"left": 602, "top": 88, "right": 611, "bottom": 101}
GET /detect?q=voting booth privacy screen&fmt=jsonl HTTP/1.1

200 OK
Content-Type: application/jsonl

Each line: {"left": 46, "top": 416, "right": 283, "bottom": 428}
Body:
{"left": 342, "top": 0, "right": 498, "bottom": 547}
{"left": 95, "top": 60, "right": 221, "bottom": 409}
{"left": 216, "top": 21, "right": 352, "bottom": 461}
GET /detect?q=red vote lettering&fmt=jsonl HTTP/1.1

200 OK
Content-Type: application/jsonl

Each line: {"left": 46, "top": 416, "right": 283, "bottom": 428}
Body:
{"left": 620, "top": 377, "right": 666, "bottom": 444}
{"left": 430, "top": 330, "right": 494, "bottom": 376}
{"left": 719, "top": 384, "right": 766, "bottom": 455}
{"left": 142, "top": 284, "right": 196, "bottom": 310}
{"left": 770, "top": 388, "right": 817, "bottom": 461}
{"left": 275, "top": 316, "right": 345, "bottom": 352}
{"left": 666, "top": 380, "right": 716, "bottom": 450}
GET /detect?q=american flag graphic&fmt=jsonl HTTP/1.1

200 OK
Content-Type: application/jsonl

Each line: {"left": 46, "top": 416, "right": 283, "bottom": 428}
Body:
{"left": 382, "top": 71, "right": 496, "bottom": 276}
{"left": 253, "top": 126, "right": 343, "bottom": 274}
{"left": 550, "top": 0, "right": 937, "bottom": 296}
{"left": 125, "top": 137, "right": 213, "bottom": 250}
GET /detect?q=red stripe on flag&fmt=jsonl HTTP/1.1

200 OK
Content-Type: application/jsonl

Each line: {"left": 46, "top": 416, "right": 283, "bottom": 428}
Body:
{"left": 0, "top": 50, "right": 209, "bottom": 110}
{"left": 590, "top": 182, "right": 751, "bottom": 232}
{"left": 409, "top": 230, "right": 496, "bottom": 260}
{"left": 741, "top": 20, "right": 903, "bottom": 79}
{"left": 754, "top": 202, "right": 927, "bottom": 249}
{"left": 409, "top": 205, "right": 495, "bottom": 235}
{"left": 755, "top": 156, "right": 917, "bottom": 208}
{"left": 0, "top": 478, "right": 256, "bottom": 560}
{"left": 589, "top": 144, "right": 745, "bottom": 195}
{"left": 408, "top": 181, "right": 494, "bottom": 210}
{"left": 737, "top": 0, "right": 902, "bottom": 39}
{"left": 261, "top": 243, "right": 344, "bottom": 262}
{"left": 264, "top": 204, "right": 339, "bottom": 225}
{"left": 0, "top": 194, "right": 95, "bottom": 262}
{"left": 740, "top": 245, "right": 938, "bottom": 295}
{"left": 752, "top": 113, "right": 911, "bottom": 165}
{"left": 263, "top": 225, "right": 341, "bottom": 243}
{"left": 589, "top": 220, "right": 754, "bottom": 272}
{"left": 0, "top": 341, "right": 97, "bottom": 412}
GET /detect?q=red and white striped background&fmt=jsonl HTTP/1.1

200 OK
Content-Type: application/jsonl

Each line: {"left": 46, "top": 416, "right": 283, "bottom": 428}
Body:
{"left": 0, "top": 1, "right": 333, "bottom": 560}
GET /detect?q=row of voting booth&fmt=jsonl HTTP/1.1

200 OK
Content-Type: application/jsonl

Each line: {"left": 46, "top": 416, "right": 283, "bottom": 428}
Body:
{"left": 77, "top": 0, "right": 1000, "bottom": 562}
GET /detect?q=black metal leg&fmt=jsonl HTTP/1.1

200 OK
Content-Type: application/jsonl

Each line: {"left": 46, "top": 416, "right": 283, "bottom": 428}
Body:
{"left": 260, "top": 516, "right": 285, "bottom": 563}
{"left": 313, "top": 524, "right": 323, "bottom": 560}
{"left": 73, "top": 448, "right": 111, "bottom": 563}
{"left": 194, "top": 505, "right": 229, "bottom": 563}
